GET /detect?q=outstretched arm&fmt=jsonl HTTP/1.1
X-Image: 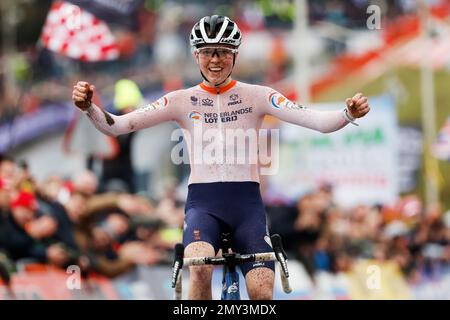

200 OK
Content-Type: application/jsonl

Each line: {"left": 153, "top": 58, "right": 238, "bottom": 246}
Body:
{"left": 262, "top": 89, "right": 370, "bottom": 133}
{"left": 72, "top": 81, "right": 177, "bottom": 137}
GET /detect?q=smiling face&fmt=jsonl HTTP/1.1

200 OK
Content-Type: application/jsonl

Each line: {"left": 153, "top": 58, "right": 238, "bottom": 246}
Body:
{"left": 194, "top": 45, "right": 238, "bottom": 87}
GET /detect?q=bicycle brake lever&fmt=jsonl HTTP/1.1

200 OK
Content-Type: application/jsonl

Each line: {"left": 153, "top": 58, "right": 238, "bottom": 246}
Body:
{"left": 271, "top": 234, "right": 288, "bottom": 260}
{"left": 271, "top": 234, "right": 290, "bottom": 277}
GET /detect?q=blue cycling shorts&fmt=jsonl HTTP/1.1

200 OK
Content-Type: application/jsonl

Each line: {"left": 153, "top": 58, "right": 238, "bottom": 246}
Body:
{"left": 183, "top": 181, "right": 275, "bottom": 277}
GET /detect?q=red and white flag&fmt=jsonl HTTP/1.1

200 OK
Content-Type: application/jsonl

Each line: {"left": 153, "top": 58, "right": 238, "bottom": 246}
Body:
{"left": 39, "top": 1, "right": 120, "bottom": 61}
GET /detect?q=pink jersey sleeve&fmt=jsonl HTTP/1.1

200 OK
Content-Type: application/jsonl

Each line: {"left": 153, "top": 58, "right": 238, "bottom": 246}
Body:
{"left": 84, "top": 91, "right": 180, "bottom": 136}
{"left": 259, "top": 87, "right": 351, "bottom": 133}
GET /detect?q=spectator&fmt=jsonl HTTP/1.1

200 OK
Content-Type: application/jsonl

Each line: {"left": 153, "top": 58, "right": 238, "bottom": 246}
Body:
{"left": 0, "top": 155, "right": 17, "bottom": 192}
{"left": 0, "top": 178, "right": 11, "bottom": 217}
{"left": 72, "top": 170, "right": 99, "bottom": 196}
{"left": 0, "top": 191, "right": 69, "bottom": 268}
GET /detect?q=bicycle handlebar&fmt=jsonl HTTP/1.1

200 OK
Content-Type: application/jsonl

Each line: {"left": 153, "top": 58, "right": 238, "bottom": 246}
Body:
{"left": 171, "top": 234, "right": 292, "bottom": 298}
{"left": 183, "top": 252, "right": 276, "bottom": 266}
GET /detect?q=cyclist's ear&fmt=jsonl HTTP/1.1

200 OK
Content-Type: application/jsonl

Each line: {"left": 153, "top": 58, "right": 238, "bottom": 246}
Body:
{"left": 193, "top": 51, "right": 199, "bottom": 64}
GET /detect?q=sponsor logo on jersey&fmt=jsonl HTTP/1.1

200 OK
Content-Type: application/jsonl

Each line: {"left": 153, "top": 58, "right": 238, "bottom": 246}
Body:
{"left": 228, "top": 93, "right": 242, "bottom": 106}
{"left": 136, "top": 103, "right": 157, "bottom": 113}
{"left": 201, "top": 98, "right": 214, "bottom": 107}
{"left": 189, "top": 111, "right": 202, "bottom": 121}
{"left": 154, "top": 96, "right": 168, "bottom": 108}
{"left": 190, "top": 96, "right": 198, "bottom": 106}
{"left": 203, "top": 107, "right": 253, "bottom": 124}
{"left": 193, "top": 230, "right": 201, "bottom": 241}
{"left": 269, "top": 92, "right": 286, "bottom": 109}
{"left": 269, "top": 92, "right": 305, "bottom": 110}
{"left": 137, "top": 96, "right": 168, "bottom": 113}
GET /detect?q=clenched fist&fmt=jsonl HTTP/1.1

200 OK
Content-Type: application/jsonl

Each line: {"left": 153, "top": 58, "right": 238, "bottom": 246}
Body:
{"left": 345, "top": 93, "right": 370, "bottom": 118}
{"left": 72, "top": 81, "right": 95, "bottom": 111}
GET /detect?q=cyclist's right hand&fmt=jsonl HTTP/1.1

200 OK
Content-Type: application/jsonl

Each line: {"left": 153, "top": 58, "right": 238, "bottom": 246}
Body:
{"left": 72, "top": 81, "right": 95, "bottom": 111}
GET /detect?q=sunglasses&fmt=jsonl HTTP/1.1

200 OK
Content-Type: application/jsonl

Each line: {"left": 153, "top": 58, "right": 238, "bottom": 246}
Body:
{"left": 196, "top": 47, "right": 238, "bottom": 59}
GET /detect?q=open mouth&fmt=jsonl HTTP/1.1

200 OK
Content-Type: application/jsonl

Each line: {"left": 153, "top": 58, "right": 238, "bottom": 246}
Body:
{"left": 208, "top": 67, "right": 223, "bottom": 74}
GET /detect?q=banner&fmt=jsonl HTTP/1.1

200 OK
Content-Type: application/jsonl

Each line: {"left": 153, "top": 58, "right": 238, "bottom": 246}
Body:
{"left": 267, "top": 95, "right": 399, "bottom": 207}
{"left": 0, "top": 103, "right": 74, "bottom": 153}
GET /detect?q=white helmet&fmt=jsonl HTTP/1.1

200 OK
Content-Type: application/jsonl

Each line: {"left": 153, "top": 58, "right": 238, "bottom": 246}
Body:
{"left": 190, "top": 15, "right": 242, "bottom": 48}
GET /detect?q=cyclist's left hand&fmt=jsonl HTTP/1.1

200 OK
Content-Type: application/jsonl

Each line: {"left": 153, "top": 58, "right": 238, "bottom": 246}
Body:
{"left": 345, "top": 93, "right": 370, "bottom": 118}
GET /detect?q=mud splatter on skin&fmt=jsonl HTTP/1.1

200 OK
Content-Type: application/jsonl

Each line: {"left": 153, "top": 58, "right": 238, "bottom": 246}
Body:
{"left": 103, "top": 111, "right": 115, "bottom": 126}
{"left": 246, "top": 267, "right": 274, "bottom": 300}
{"left": 185, "top": 241, "right": 215, "bottom": 300}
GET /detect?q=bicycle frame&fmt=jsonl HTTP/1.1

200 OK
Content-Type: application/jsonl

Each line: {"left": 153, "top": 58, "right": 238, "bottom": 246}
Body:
{"left": 171, "top": 234, "right": 292, "bottom": 300}
{"left": 221, "top": 252, "right": 241, "bottom": 300}
{"left": 220, "top": 232, "right": 240, "bottom": 300}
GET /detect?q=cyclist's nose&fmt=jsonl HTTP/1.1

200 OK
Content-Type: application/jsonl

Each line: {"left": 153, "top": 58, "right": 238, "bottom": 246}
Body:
{"left": 211, "top": 49, "right": 220, "bottom": 59}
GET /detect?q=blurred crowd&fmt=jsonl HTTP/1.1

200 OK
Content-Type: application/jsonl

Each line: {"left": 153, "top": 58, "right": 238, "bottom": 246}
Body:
{"left": 1, "top": 152, "right": 449, "bottom": 286}
{"left": 267, "top": 184, "right": 450, "bottom": 284}
{"left": 0, "top": 154, "right": 184, "bottom": 280}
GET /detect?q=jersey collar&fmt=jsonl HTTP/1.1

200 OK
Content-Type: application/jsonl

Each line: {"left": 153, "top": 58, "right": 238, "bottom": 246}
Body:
{"left": 199, "top": 79, "right": 237, "bottom": 94}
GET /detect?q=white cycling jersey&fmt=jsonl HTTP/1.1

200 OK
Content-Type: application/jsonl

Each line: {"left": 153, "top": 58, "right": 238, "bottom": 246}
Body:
{"left": 84, "top": 80, "right": 353, "bottom": 184}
